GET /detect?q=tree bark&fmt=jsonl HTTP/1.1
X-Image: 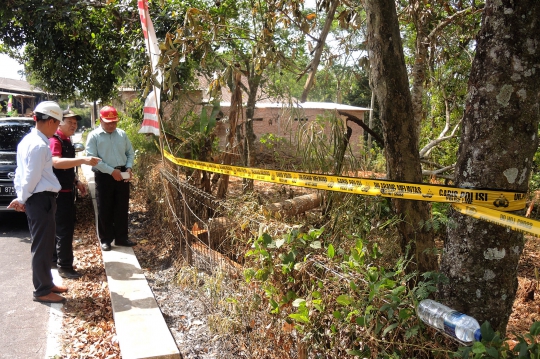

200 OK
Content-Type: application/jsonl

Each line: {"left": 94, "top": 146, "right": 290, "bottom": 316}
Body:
{"left": 439, "top": 0, "right": 540, "bottom": 335}
{"left": 262, "top": 193, "right": 322, "bottom": 219}
{"left": 242, "top": 67, "right": 261, "bottom": 193}
{"left": 362, "top": 0, "right": 437, "bottom": 273}
{"left": 300, "top": 0, "right": 339, "bottom": 103}
{"left": 217, "top": 71, "right": 242, "bottom": 199}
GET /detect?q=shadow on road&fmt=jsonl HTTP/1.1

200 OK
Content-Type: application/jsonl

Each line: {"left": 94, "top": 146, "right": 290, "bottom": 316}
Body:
{"left": 0, "top": 211, "right": 29, "bottom": 237}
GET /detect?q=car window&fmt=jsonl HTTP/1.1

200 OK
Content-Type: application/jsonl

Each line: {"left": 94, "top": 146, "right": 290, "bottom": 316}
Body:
{"left": 0, "top": 123, "right": 34, "bottom": 151}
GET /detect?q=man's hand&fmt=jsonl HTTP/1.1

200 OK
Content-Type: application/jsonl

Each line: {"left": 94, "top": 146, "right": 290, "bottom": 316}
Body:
{"left": 111, "top": 169, "right": 124, "bottom": 181}
{"left": 7, "top": 199, "right": 25, "bottom": 212}
{"left": 76, "top": 181, "right": 88, "bottom": 197}
{"left": 83, "top": 157, "right": 101, "bottom": 166}
{"left": 124, "top": 168, "right": 133, "bottom": 182}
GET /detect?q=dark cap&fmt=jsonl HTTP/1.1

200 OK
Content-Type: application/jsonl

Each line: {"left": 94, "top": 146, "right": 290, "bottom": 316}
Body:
{"left": 63, "top": 109, "right": 82, "bottom": 121}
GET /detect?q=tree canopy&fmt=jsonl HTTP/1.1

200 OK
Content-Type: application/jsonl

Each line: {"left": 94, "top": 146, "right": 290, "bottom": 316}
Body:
{"left": 0, "top": 0, "right": 142, "bottom": 101}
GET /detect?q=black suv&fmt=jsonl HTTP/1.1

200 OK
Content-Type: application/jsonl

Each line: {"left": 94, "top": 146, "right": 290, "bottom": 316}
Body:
{"left": 0, "top": 117, "right": 34, "bottom": 210}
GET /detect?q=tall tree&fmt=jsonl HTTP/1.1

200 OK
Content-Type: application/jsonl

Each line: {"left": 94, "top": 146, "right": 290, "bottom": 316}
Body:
{"left": 439, "top": 0, "right": 540, "bottom": 334}
{"left": 361, "top": 0, "right": 438, "bottom": 273}
{"left": 0, "top": 0, "right": 141, "bottom": 101}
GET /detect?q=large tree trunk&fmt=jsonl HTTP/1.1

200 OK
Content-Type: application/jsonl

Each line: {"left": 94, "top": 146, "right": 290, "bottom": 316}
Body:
{"left": 409, "top": 1, "right": 429, "bottom": 139}
{"left": 242, "top": 68, "right": 261, "bottom": 193}
{"left": 362, "top": 0, "right": 437, "bottom": 273}
{"left": 439, "top": 0, "right": 540, "bottom": 335}
{"left": 217, "top": 71, "right": 242, "bottom": 199}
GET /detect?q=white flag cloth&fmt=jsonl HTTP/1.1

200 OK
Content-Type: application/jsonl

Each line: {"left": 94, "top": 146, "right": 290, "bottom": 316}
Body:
{"left": 138, "top": 0, "right": 162, "bottom": 135}
{"left": 140, "top": 90, "right": 161, "bottom": 136}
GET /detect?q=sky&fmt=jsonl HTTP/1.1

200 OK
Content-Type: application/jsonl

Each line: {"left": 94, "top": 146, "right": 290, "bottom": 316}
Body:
{"left": 0, "top": 53, "right": 25, "bottom": 80}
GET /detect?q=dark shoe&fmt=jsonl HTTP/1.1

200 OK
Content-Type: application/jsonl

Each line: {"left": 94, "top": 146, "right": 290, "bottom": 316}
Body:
{"left": 101, "top": 242, "right": 111, "bottom": 251}
{"left": 33, "top": 292, "right": 66, "bottom": 304}
{"left": 115, "top": 239, "right": 137, "bottom": 247}
{"left": 58, "top": 268, "right": 82, "bottom": 279}
{"left": 51, "top": 285, "right": 68, "bottom": 293}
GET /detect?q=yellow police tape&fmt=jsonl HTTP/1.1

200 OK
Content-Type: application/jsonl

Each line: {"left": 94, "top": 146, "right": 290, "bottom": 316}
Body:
{"left": 163, "top": 150, "right": 540, "bottom": 237}
{"left": 452, "top": 203, "right": 540, "bottom": 238}
{"left": 163, "top": 150, "right": 527, "bottom": 210}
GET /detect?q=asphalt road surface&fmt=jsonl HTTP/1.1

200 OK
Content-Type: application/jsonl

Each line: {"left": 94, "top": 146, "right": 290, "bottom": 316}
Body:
{"left": 0, "top": 211, "right": 50, "bottom": 359}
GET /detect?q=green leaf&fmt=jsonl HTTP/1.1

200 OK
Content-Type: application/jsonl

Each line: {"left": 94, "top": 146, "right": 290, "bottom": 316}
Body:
{"left": 405, "top": 325, "right": 419, "bottom": 339}
{"left": 308, "top": 227, "right": 324, "bottom": 239}
{"left": 480, "top": 321, "right": 496, "bottom": 342}
{"left": 199, "top": 106, "right": 208, "bottom": 132}
{"left": 309, "top": 241, "right": 321, "bottom": 249}
{"left": 391, "top": 285, "right": 406, "bottom": 296}
{"left": 333, "top": 310, "right": 342, "bottom": 319}
{"left": 382, "top": 323, "right": 399, "bottom": 336}
{"left": 327, "top": 244, "right": 335, "bottom": 258}
{"left": 336, "top": 294, "right": 353, "bottom": 306}
{"left": 471, "top": 341, "right": 486, "bottom": 354}
{"left": 292, "top": 298, "right": 306, "bottom": 307}
{"left": 399, "top": 308, "right": 413, "bottom": 320}
{"left": 261, "top": 233, "right": 273, "bottom": 246}
{"left": 485, "top": 346, "right": 499, "bottom": 358}
{"left": 281, "top": 251, "right": 295, "bottom": 265}
{"left": 530, "top": 321, "right": 540, "bottom": 336}
{"left": 289, "top": 313, "right": 309, "bottom": 323}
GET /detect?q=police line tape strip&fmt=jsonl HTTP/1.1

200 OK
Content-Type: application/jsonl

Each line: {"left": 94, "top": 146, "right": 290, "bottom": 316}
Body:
{"left": 163, "top": 150, "right": 526, "bottom": 211}
{"left": 453, "top": 203, "right": 540, "bottom": 238}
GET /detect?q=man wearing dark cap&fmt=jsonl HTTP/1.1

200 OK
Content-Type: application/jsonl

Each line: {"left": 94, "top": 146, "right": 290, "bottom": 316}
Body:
{"left": 86, "top": 105, "right": 137, "bottom": 251}
{"left": 49, "top": 109, "right": 101, "bottom": 279}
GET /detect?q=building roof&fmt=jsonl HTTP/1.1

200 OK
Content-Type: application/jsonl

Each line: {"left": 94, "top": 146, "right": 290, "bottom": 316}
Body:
{"left": 220, "top": 101, "right": 371, "bottom": 112}
{"left": 0, "top": 77, "right": 45, "bottom": 95}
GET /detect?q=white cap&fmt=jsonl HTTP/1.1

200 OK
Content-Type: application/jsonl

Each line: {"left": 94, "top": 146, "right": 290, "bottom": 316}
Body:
{"left": 34, "top": 101, "right": 63, "bottom": 121}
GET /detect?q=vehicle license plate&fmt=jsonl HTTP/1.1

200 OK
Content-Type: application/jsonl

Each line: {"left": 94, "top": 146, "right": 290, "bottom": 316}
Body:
{"left": 0, "top": 185, "right": 15, "bottom": 195}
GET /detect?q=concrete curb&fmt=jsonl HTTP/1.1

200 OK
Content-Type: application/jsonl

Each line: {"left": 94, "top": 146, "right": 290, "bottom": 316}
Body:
{"left": 81, "top": 162, "right": 180, "bottom": 359}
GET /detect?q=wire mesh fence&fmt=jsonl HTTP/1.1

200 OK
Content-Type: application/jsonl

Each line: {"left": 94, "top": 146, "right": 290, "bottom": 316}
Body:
{"left": 159, "top": 166, "right": 246, "bottom": 276}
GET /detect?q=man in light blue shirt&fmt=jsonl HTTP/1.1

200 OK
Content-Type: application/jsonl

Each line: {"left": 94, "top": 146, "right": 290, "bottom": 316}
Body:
{"left": 8, "top": 101, "right": 69, "bottom": 304}
{"left": 86, "top": 105, "right": 136, "bottom": 251}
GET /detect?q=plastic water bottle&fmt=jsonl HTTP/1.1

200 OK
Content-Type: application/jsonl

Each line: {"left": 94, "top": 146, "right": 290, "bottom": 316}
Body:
{"left": 417, "top": 299, "right": 482, "bottom": 344}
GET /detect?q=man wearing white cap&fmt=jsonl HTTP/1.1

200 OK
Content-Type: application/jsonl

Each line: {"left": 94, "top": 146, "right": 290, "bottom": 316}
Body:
{"left": 86, "top": 105, "right": 136, "bottom": 251}
{"left": 8, "top": 101, "right": 68, "bottom": 304}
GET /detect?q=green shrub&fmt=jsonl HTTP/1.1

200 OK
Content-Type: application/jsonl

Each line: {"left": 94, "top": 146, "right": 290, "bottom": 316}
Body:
{"left": 454, "top": 321, "right": 540, "bottom": 359}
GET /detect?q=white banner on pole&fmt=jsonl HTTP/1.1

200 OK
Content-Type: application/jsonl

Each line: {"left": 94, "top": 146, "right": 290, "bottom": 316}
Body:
{"left": 138, "top": 0, "right": 162, "bottom": 135}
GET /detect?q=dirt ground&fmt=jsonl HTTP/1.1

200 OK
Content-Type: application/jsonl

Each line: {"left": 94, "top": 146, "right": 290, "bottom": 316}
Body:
{"left": 60, "top": 176, "right": 539, "bottom": 358}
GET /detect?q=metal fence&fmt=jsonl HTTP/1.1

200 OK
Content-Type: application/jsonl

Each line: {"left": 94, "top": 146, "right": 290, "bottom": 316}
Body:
{"left": 159, "top": 167, "right": 245, "bottom": 276}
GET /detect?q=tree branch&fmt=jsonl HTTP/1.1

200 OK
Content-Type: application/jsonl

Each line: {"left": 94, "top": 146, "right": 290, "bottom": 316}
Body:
{"left": 338, "top": 111, "right": 385, "bottom": 148}
{"left": 427, "top": 5, "right": 484, "bottom": 41}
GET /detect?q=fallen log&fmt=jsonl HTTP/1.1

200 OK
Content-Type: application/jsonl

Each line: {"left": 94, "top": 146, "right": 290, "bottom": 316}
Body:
{"left": 262, "top": 193, "right": 322, "bottom": 219}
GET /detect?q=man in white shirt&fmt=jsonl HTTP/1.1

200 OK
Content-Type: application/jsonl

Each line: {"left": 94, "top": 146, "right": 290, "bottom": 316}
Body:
{"left": 8, "top": 101, "right": 69, "bottom": 304}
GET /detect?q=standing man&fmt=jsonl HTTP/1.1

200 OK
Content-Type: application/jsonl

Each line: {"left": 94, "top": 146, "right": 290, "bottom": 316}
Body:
{"left": 49, "top": 110, "right": 101, "bottom": 279}
{"left": 86, "top": 105, "right": 137, "bottom": 251}
{"left": 8, "top": 101, "right": 68, "bottom": 304}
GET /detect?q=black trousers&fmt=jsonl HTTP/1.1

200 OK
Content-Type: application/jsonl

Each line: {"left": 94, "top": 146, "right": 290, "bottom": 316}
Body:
{"left": 94, "top": 171, "right": 130, "bottom": 245}
{"left": 54, "top": 191, "right": 75, "bottom": 269}
{"left": 25, "top": 192, "right": 56, "bottom": 297}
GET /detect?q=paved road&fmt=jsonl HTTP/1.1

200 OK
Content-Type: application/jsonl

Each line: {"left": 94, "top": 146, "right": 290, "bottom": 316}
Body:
{"left": 0, "top": 211, "right": 50, "bottom": 359}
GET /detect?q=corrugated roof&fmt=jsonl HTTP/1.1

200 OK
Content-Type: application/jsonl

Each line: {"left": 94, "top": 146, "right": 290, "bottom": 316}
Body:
{"left": 220, "top": 101, "right": 370, "bottom": 111}
{"left": 0, "top": 91, "right": 35, "bottom": 98}
{"left": 0, "top": 77, "right": 45, "bottom": 94}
